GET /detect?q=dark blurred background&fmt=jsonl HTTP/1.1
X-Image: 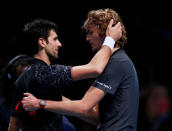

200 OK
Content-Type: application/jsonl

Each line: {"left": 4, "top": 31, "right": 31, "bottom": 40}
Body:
{"left": 0, "top": 1, "right": 172, "bottom": 130}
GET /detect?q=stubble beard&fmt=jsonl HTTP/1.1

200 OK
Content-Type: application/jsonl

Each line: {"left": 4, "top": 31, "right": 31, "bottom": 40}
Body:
{"left": 46, "top": 50, "right": 58, "bottom": 62}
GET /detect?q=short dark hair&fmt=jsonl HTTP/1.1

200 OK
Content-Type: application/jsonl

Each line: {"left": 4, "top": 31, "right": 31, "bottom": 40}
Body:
{"left": 22, "top": 19, "right": 58, "bottom": 55}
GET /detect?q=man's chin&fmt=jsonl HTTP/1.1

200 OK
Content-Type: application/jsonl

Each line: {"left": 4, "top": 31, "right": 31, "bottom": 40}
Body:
{"left": 92, "top": 47, "right": 99, "bottom": 53}
{"left": 49, "top": 55, "right": 58, "bottom": 61}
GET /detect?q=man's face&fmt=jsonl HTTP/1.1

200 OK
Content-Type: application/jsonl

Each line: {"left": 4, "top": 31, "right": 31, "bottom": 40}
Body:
{"left": 45, "top": 30, "right": 62, "bottom": 59}
{"left": 86, "top": 25, "right": 104, "bottom": 52}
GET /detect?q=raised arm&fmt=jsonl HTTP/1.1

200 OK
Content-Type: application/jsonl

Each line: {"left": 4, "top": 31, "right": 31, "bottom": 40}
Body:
{"left": 71, "top": 20, "right": 122, "bottom": 81}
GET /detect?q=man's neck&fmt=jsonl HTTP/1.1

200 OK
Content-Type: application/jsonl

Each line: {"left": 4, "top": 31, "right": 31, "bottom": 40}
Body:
{"left": 112, "top": 47, "right": 120, "bottom": 54}
{"left": 34, "top": 51, "right": 51, "bottom": 65}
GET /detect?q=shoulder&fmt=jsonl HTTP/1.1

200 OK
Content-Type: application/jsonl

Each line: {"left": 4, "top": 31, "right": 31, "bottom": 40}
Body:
{"left": 110, "top": 49, "right": 135, "bottom": 68}
{"left": 50, "top": 64, "right": 71, "bottom": 71}
{"left": 104, "top": 55, "right": 136, "bottom": 80}
{"left": 111, "top": 49, "right": 130, "bottom": 61}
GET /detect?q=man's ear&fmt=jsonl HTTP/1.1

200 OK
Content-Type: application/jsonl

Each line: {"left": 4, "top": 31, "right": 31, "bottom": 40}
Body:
{"left": 38, "top": 38, "right": 47, "bottom": 48}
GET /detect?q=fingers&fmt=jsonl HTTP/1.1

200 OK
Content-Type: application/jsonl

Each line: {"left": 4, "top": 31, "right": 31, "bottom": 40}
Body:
{"left": 23, "top": 106, "right": 32, "bottom": 112}
{"left": 106, "top": 21, "right": 122, "bottom": 41}
{"left": 23, "top": 96, "right": 30, "bottom": 100}
{"left": 22, "top": 100, "right": 28, "bottom": 110}
{"left": 22, "top": 93, "right": 39, "bottom": 112}
{"left": 112, "top": 22, "right": 121, "bottom": 32}
{"left": 108, "top": 19, "right": 114, "bottom": 28}
{"left": 107, "top": 21, "right": 121, "bottom": 32}
{"left": 24, "top": 92, "right": 32, "bottom": 96}
{"left": 115, "top": 22, "right": 121, "bottom": 28}
{"left": 114, "top": 22, "right": 122, "bottom": 38}
{"left": 22, "top": 99, "right": 33, "bottom": 111}
{"left": 22, "top": 93, "right": 33, "bottom": 101}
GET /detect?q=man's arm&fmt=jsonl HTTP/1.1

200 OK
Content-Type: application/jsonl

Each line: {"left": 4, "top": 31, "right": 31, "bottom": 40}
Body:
{"left": 71, "top": 46, "right": 110, "bottom": 80}
{"left": 62, "top": 95, "right": 99, "bottom": 125}
{"left": 8, "top": 116, "right": 20, "bottom": 131}
{"left": 71, "top": 21, "right": 122, "bottom": 81}
{"left": 62, "top": 96, "right": 71, "bottom": 101}
{"left": 22, "top": 86, "right": 104, "bottom": 125}
{"left": 77, "top": 104, "right": 99, "bottom": 125}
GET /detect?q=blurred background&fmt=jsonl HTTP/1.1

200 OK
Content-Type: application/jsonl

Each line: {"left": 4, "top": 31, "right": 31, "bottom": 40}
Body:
{"left": 0, "top": 1, "right": 172, "bottom": 130}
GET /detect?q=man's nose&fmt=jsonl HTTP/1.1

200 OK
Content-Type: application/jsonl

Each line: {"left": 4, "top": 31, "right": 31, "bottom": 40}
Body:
{"left": 57, "top": 41, "right": 62, "bottom": 48}
{"left": 86, "top": 35, "right": 90, "bottom": 41}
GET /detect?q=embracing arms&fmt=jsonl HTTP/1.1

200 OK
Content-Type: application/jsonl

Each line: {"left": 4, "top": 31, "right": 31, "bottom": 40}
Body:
{"left": 22, "top": 86, "right": 105, "bottom": 125}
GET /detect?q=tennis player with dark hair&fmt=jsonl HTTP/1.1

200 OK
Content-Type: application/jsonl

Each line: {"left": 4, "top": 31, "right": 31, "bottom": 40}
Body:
{"left": 0, "top": 54, "right": 76, "bottom": 131}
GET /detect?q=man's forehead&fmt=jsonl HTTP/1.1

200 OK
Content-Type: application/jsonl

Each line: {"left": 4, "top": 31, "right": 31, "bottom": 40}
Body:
{"left": 49, "top": 29, "right": 58, "bottom": 37}
{"left": 87, "top": 25, "right": 99, "bottom": 31}
{"left": 86, "top": 25, "right": 101, "bottom": 35}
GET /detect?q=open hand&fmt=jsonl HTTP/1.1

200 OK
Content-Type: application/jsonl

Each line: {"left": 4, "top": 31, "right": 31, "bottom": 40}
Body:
{"left": 106, "top": 19, "right": 122, "bottom": 42}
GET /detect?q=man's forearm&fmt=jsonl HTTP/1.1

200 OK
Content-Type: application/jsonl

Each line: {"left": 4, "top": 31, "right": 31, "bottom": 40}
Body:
{"left": 22, "top": 87, "right": 104, "bottom": 125}
{"left": 44, "top": 100, "right": 99, "bottom": 125}
{"left": 62, "top": 96, "right": 71, "bottom": 101}
{"left": 44, "top": 100, "right": 86, "bottom": 116}
{"left": 62, "top": 96, "right": 99, "bottom": 125}
{"left": 8, "top": 116, "right": 20, "bottom": 131}
{"left": 71, "top": 45, "right": 111, "bottom": 81}
{"left": 76, "top": 104, "right": 99, "bottom": 125}
{"left": 25, "top": 95, "right": 96, "bottom": 118}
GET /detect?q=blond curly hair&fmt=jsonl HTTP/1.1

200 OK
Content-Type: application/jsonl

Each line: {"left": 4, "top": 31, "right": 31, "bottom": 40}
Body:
{"left": 83, "top": 8, "right": 127, "bottom": 47}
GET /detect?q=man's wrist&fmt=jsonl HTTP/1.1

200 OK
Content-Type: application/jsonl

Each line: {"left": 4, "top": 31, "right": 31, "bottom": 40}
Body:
{"left": 102, "top": 36, "right": 115, "bottom": 51}
{"left": 39, "top": 99, "right": 47, "bottom": 110}
{"left": 33, "top": 99, "right": 40, "bottom": 110}
{"left": 37, "top": 99, "right": 41, "bottom": 109}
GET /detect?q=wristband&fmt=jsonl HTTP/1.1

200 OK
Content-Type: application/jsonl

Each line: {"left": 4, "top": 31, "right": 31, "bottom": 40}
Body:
{"left": 102, "top": 36, "right": 115, "bottom": 51}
